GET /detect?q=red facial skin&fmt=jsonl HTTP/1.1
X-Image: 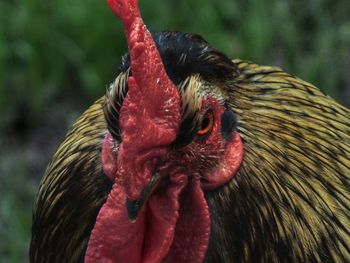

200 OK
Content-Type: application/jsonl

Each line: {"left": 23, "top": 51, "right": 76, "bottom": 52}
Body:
{"left": 168, "top": 98, "right": 244, "bottom": 191}
{"left": 85, "top": 0, "right": 243, "bottom": 262}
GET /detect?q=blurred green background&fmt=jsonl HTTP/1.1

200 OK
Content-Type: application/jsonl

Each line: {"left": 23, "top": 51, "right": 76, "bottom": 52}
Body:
{"left": 0, "top": 0, "right": 349, "bottom": 261}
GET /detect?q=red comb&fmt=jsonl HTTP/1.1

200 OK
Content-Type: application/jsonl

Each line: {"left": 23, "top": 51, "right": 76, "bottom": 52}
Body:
{"left": 107, "top": 0, "right": 181, "bottom": 199}
{"left": 107, "top": 0, "right": 177, "bottom": 97}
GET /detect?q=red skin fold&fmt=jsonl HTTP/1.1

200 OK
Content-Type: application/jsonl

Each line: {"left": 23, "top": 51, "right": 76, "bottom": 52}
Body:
{"left": 109, "top": 0, "right": 181, "bottom": 201}
{"left": 85, "top": 0, "right": 244, "bottom": 262}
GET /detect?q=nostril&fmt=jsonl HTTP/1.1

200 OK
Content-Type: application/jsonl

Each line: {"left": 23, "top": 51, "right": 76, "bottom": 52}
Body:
{"left": 156, "top": 163, "right": 186, "bottom": 176}
{"left": 135, "top": 147, "right": 169, "bottom": 170}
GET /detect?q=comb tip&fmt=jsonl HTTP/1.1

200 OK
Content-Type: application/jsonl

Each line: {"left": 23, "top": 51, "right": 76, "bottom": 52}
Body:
{"left": 107, "top": 0, "right": 140, "bottom": 26}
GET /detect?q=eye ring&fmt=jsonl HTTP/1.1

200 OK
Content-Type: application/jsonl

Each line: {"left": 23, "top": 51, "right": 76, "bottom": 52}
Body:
{"left": 197, "top": 111, "right": 214, "bottom": 136}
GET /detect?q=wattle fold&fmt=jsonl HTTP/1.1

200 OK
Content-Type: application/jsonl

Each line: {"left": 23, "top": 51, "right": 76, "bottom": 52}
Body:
{"left": 85, "top": 174, "right": 210, "bottom": 263}
{"left": 85, "top": 183, "right": 145, "bottom": 263}
{"left": 163, "top": 178, "right": 211, "bottom": 263}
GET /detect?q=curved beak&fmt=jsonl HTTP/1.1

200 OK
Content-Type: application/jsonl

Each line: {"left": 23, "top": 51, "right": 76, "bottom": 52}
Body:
{"left": 126, "top": 172, "right": 165, "bottom": 222}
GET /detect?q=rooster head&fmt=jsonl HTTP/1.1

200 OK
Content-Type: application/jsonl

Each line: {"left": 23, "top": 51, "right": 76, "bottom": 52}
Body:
{"left": 85, "top": 0, "right": 243, "bottom": 262}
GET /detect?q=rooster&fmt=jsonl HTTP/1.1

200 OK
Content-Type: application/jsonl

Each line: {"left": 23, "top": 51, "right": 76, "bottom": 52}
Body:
{"left": 30, "top": 0, "right": 350, "bottom": 262}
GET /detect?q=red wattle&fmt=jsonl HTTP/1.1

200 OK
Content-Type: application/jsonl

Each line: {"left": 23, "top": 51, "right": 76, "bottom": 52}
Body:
{"left": 85, "top": 183, "right": 146, "bottom": 263}
{"left": 142, "top": 173, "right": 188, "bottom": 263}
{"left": 85, "top": 167, "right": 211, "bottom": 263}
{"left": 163, "top": 178, "right": 211, "bottom": 263}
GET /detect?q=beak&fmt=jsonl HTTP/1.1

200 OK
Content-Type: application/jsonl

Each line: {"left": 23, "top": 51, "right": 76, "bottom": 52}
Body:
{"left": 126, "top": 172, "right": 165, "bottom": 222}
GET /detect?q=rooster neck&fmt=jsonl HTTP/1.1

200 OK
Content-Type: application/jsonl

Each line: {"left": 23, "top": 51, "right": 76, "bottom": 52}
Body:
{"left": 205, "top": 60, "right": 350, "bottom": 262}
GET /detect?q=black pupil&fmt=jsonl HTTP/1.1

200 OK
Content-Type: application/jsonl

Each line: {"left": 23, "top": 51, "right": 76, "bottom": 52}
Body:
{"left": 201, "top": 116, "right": 210, "bottom": 130}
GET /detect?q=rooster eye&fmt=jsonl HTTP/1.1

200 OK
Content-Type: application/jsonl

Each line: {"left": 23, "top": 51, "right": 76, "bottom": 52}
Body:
{"left": 197, "top": 111, "right": 214, "bottom": 136}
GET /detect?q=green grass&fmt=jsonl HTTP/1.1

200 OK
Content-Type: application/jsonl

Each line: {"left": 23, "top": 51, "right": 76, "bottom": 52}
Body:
{"left": 0, "top": 146, "right": 34, "bottom": 263}
{"left": 0, "top": 0, "right": 349, "bottom": 261}
{"left": 0, "top": 187, "right": 33, "bottom": 263}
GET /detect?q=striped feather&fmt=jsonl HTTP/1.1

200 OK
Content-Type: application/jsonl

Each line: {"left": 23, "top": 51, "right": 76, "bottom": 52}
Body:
{"left": 206, "top": 59, "right": 350, "bottom": 262}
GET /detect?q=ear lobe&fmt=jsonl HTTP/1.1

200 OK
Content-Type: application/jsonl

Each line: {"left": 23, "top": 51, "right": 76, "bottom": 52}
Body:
{"left": 201, "top": 132, "right": 243, "bottom": 190}
{"left": 101, "top": 133, "right": 118, "bottom": 180}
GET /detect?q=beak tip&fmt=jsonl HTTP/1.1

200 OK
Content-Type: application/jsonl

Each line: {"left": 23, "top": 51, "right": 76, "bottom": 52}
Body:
{"left": 125, "top": 172, "right": 164, "bottom": 222}
{"left": 126, "top": 198, "right": 140, "bottom": 222}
